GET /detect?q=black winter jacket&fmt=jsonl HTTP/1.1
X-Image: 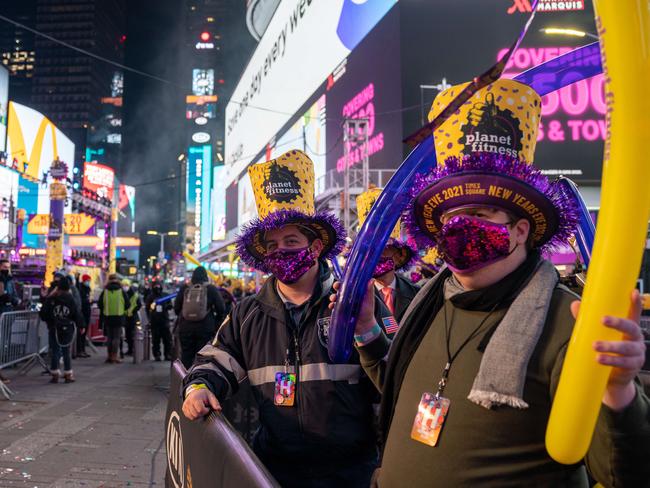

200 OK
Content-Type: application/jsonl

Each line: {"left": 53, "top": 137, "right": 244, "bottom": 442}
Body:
{"left": 40, "top": 291, "right": 84, "bottom": 330}
{"left": 183, "top": 265, "right": 393, "bottom": 476}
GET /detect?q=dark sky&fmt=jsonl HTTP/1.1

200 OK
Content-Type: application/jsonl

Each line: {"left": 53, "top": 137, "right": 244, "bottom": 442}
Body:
{"left": 121, "top": 0, "right": 186, "bottom": 260}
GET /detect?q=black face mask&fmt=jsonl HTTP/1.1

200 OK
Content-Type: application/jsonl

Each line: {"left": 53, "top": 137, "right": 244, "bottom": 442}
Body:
{"left": 0, "top": 270, "right": 9, "bottom": 277}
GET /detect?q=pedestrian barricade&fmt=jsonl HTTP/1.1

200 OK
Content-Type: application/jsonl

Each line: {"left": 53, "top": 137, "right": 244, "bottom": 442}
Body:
{"left": 0, "top": 311, "right": 49, "bottom": 399}
{"left": 87, "top": 306, "right": 106, "bottom": 343}
{"left": 165, "top": 360, "right": 278, "bottom": 488}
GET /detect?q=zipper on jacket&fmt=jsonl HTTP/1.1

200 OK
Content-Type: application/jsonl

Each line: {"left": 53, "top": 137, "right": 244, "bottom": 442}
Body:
{"left": 292, "top": 329, "right": 305, "bottom": 436}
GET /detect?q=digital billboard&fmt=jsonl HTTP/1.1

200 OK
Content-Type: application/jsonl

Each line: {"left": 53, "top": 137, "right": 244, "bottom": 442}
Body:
{"left": 83, "top": 162, "right": 115, "bottom": 200}
{"left": 118, "top": 184, "right": 136, "bottom": 233}
{"left": 211, "top": 166, "right": 226, "bottom": 241}
{"left": 225, "top": 0, "right": 399, "bottom": 186}
{"left": 0, "top": 66, "right": 8, "bottom": 151}
{"left": 7, "top": 102, "right": 75, "bottom": 183}
{"left": 186, "top": 145, "right": 212, "bottom": 253}
{"left": 192, "top": 69, "right": 215, "bottom": 96}
{"left": 398, "top": 1, "right": 603, "bottom": 183}
{"left": 0, "top": 166, "right": 19, "bottom": 244}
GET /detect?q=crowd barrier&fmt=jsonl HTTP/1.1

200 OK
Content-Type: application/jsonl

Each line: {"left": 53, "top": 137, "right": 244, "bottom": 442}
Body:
{"left": 0, "top": 311, "right": 49, "bottom": 399}
{"left": 87, "top": 306, "right": 106, "bottom": 343}
{"left": 165, "top": 361, "right": 278, "bottom": 488}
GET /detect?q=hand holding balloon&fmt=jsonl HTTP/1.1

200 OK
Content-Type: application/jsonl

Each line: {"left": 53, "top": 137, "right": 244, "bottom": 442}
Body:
{"left": 329, "top": 280, "right": 377, "bottom": 336}
{"left": 568, "top": 290, "right": 646, "bottom": 411}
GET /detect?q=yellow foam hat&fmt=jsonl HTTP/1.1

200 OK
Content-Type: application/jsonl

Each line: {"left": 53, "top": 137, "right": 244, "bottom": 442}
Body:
{"left": 237, "top": 150, "right": 346, "bottom": 272}
{"left": 428, "top": 79, "right": 541, "bottom": 163}
{"left": 356, "top": 188, "right": 401, "bottom": 240}
{"left": 356, "top": 187, "right": 416, "bottom": 270}
{"left": 248, "top": 149, "right": 315, "bottom": 218}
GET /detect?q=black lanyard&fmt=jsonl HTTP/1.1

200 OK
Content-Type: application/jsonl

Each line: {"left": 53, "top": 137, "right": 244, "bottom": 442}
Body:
{"left": 435, "top": 300, "right": 501, "bottom": 397}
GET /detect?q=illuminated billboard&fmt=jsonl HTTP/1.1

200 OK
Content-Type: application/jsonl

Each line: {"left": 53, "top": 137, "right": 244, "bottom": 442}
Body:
{"left": 7, "top": 101, "right": 75, "bottom": 183}
{"left": 83, "top": 162, "right": 115, "bottom": 200}
{"left": 192, "top": 69, "right": 215, "bottom": 96}
{"left": 118, "top": 184, "right": 136, "bottom": 233}
{"left": 186, "top": 145, "right": 212, "bottom": 253}
{"left": 211, "top": 166, "right": 226, "bottom": 241}
{"left": 225, "top": 0, "right": 398, "bottom": 186}
{"left": 0, "top": 66, "right": 8, "bottom": 151}
{"left": 0, "top": 166, "right": 18, "bottom": 244}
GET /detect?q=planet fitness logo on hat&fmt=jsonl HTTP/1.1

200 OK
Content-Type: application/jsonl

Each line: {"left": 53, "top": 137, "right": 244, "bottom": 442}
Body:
{"left": 263, "top": 162, "right": 301, "bottom": 203}
{"left": 459, "top": 92, "right": 524, "bottom": 159}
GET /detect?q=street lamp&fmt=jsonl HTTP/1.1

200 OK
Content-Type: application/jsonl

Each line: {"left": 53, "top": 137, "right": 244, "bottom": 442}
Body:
{"left": 540, "top": 27, "right": 599, "bottom": 40}
{"left": 146, "top": 230, "right": 179, "bottom": 264}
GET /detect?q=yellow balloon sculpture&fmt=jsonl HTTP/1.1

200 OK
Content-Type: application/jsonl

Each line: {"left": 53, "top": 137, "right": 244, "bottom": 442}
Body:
{"left": 182, "top": 251, "right": 221, "bottom": 284}
{"left": 546, "top": 0, "right": 650, "bottom": 464}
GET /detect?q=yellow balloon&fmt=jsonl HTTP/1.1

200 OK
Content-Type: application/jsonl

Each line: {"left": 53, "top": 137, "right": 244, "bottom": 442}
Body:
{"left": 182, "top": 251, "right": 220, "bottom": 283}
{"left": 546, "top": 0, "right": 650, "bottom": 464}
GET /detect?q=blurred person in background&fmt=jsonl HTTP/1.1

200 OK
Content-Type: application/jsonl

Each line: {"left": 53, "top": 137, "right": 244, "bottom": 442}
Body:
{"left": 76, "top": 274, "right": 92, "bottom": 358}
{"left": 40, "top": 277, "right": 83, "bottom": 383}
{"left": 174, "top": 266, "right": 227, "bottom": 368}
{"left": 0, "top": 259, "right": 20, "bottom": 315}
{"left": 98, "top": 274, "right": 129, "bottom": 364}
{"left": 123, "top": 280, "right": 141, "bottom": 357}
{"left": 145, "top": 281, "right": 172, "bottom": 361}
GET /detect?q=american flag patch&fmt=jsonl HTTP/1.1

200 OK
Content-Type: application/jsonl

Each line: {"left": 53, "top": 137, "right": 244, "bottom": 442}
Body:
{"left": 382, "top": 316, "right": 399, "bottom": 335}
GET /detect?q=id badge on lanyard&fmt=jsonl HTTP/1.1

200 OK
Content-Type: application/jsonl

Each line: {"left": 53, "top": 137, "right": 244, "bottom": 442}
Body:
{"left": 411, "top": 392, "right": 450, "bottom": 447}
{"left": 274, "top": 372, "right": 296, "bottom": 406}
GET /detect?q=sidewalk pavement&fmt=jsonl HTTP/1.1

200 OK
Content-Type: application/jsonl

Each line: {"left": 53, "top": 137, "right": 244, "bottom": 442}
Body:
{"left": 0, "top": 351, "right": 171, "bottom": 487}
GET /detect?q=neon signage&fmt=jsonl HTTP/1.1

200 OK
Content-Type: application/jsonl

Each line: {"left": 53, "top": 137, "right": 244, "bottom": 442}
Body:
{"left": 498, "top": 47, "right": 605, "bottom": 142}
{"left": 507, "top": 0, "right": 584, "bottom": 14}
{"left": 336, "top": 82, "right": 385, "bottom": 172}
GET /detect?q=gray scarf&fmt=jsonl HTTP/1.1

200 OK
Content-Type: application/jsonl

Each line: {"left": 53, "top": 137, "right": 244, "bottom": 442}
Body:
{"left": 444, "top": 260, "right": 559, "bottom": 409}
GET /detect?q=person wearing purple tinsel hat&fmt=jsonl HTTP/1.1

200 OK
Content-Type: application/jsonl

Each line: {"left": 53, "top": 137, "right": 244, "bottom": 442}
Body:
{"left": 181, "top": 150, "right": 391, "bottom": 488}
{"left": 333, "top": 79, "right": 650, "bottom": 486}
{"left": 357, "top": 188, "right": 419, "bottom": 327}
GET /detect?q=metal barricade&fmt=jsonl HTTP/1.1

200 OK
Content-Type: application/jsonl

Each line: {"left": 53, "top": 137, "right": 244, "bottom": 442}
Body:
{"left": 0, "top": 311, "right": 49, "bottom": 399}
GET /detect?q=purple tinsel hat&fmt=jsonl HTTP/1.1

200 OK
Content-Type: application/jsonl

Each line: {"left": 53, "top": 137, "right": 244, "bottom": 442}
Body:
{"left": 236, "top": 209, "right": 346, "bottom": 273}
{"left": 385, "top": 238, "right": 418, "bottom": 270}
{"left": 404, "top": 152, "right": 579, "bottom": 252}
{"left": 234, "top": 150, "right": 346, "bottom": 273}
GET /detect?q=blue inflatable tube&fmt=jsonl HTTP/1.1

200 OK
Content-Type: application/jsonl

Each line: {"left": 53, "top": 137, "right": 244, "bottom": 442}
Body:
{"left": 327, "top": 43, "right": 605, "bottom": 363}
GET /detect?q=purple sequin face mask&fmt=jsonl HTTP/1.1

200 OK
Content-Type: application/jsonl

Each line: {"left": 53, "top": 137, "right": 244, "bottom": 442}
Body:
{"left": 264, "top": 247, "right": 316, "bottom": 284}
{"left": 373, "top": 256, "right": 396, "bottom": 278}
{"left": 437, "top": 215, "right": 514, "bottom": 274}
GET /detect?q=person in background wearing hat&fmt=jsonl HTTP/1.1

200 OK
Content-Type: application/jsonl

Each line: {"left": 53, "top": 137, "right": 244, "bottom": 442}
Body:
{"left": 357, "top": 188, "right": 419, "bottom": 329}
{"left": 98, "top": 274, "right": 129, "bottom": 364}
{"left": 145, "top": 281, "right": 173, "bottom": 361}
{"left": 122, "top": 278, "right": 141, "bottom": 357}
{"left": 76, "top": 274, "right": 92, "bottom": 358}
{"left": 333, "top": 80, "right": 650, "bottom": 486}
{"left": 181, "top": 150, "right": 392, "bottom": 488}
{"left": 40, "top": 276, "right": 83, "bottom": 383}
{"left": 173, "top": 266, "right": 226, "bottom": 369}
{"left": 0, "top": 259, "right": 20, "bottom": 316}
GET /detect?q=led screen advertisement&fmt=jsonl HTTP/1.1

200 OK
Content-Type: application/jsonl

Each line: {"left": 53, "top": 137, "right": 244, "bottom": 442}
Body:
{"left": 324, "top": 8, "right": 402, "bottom": 179}
{"left": 83, "top": 162, "right": 115, "bottom": 200}
{"left": 224, "top": 0, "right": 398, "bottom": 187}
{"left": 398, "top": 0, "right": 603, "bottom": 183}
{"left": 118, "top": 184, "right": 136, "bottom": 233}
{"left": 6, "top": 101, "right": 75, "bottom": 246}
{"left": 192, "top": 69, "right": 215, "bottom": 96}
{"left": 7, "top": 102, "right": 75, "bottom": 183}
{"left": 0, "top": 66, "right": 8, "bottom": 151}
{"left": 186, "top": 145, "right": 212, "bottom": 253}
{"left": 211, "top": 166, "right": 226, "bottom": 241}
